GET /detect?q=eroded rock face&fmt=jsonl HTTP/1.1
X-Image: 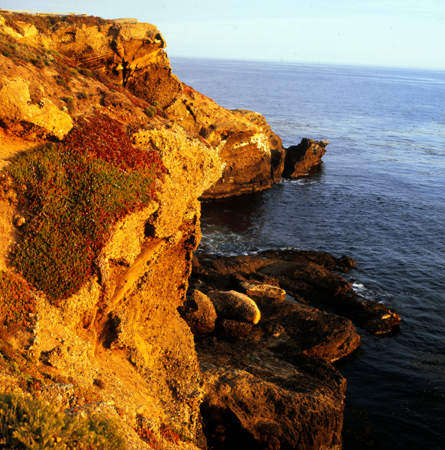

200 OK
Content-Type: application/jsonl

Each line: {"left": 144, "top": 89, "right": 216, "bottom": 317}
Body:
{"left": 133, "top": 126, "right": 222, "bottom": 237}
{"left": 0, "top": 77, "right": 73, "bottom": 139}
{"left": 232, "top": 109, "right": 286, "bottom": 183}
{"left": 0, "top": 121, "right": 222, "bottom": 448}
{"left": 165, "top": 88, "right": 286, "bottom": 200}
{"left": 283, "top": 138, "right": 328, "bottom": 178}
{"left": 0, "top": 15, "right": 182, "bottom": 109}
{"left": 51, "top": 20, "right": 181, "bottom": 107}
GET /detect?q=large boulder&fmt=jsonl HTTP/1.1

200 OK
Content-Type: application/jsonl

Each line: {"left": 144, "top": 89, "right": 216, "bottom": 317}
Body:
{"left": 198, "top": 338, "right": 346, "bottom": 450}
{"left": 282, "top": 138, "right": 328, "bottom": 178}
{"left": 233, "top": 276, "right": 287, "bottom": 304}
{"left": 180, "top": 289, "right": 217, "bottom": 335}
{"left": 208, "top": 290, "right": 261, "bottom": 325}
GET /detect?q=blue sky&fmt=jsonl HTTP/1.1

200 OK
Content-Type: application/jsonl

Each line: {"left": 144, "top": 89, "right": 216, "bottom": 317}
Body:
{"left": 1, "top": 1, "right": 444, "bottom": 69}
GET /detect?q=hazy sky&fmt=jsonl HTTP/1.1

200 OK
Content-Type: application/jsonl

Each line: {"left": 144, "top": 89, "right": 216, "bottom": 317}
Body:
{"left": 1, "top": 1, "right": 444, "bottom": 69}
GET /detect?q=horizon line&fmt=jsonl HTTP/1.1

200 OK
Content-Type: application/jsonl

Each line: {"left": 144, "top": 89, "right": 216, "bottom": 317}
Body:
{"left": 168, "top": 54, "right": 445, "bottom": 73}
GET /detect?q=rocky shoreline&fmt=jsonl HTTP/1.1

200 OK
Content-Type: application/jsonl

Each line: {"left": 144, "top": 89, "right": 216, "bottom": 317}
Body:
{"left": 0, "top": 12, "right": 400, "bottom": 449}
{"left": 179, "top": 250, "right": 400, "bottom": 448}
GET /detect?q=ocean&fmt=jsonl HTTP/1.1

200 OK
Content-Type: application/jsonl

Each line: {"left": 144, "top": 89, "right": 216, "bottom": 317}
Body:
{"left": 169, "top": 57, "right": 445, "bottom": 450}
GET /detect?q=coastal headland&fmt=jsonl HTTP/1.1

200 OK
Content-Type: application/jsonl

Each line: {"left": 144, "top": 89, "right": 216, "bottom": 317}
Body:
{"left": 0, "top": 12, "right": 400, "bottom": 449}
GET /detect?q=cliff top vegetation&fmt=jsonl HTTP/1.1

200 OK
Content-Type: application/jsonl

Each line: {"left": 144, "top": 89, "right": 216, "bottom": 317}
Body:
{"left": 6, "top": 113, "right": 165, "bottom": 303}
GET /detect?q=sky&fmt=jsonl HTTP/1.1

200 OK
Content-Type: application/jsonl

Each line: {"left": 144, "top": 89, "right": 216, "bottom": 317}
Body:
{"left": 1, "top": 1, "right": 445, "bottom": 69}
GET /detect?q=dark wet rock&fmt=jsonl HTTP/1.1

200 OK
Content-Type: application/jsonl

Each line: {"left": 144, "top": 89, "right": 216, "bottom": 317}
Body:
{"left": 179, "top": 289, "right": 217, "bottom": 335}
{"left": 232, "top": 276, "right": 287, "bottom": 304}
{"left": 215, "top": 319, "right": 253, "bottom": 339}
{"left": 193, "top": 250, "right": 401, "bottom": 335}
{"left": 257, "top": 297, "right": 361, "bottom": 362}
{"left": 197, "top": 338, "right": 346, "bottom": 450}
{"left": 190, "top": 249, "right": 400, "bottom": 448}
{"left": 337, "top": 255, "right": 356, "bottom": 272}
{"left": 282, "top": 138, "right": 328, "bottom": 178}
{"left": 193, "top": 256, "right": 361, "bottom": 362}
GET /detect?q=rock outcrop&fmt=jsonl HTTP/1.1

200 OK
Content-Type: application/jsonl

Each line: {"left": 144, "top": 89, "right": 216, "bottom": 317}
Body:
{"left": 180, "top": 249, "right": 399, "bottom": 447}
{"left": 181, "top": 251, "right": 365, "bottom": 449}
{"left": 192, "top": 250, "right": 401, "bottom": 335}
{"left": 179, "top": 290, "right": 217, "bottom": 335}
{"left": 198, "top": 340, "right": 346, "bottom": 450}
{"left": 0, "top": 14, "right": 181, "bottom": 108}
{"left": 0, "top": 13, "right": 292, "bottom": 199}
{"left": 0, "top": 77, "right": 73, "bottom": 139}
{"left": 283, "top": 138, "right": 328, "bottom": 178}
{"left": 0, "top": 14, "right": 224, "bottom": 444}
{"left": 52, "top": 19, "right": 182, "bottom": 108}
{"left": 165, "top": 88, "right": 286, "bottom": 200}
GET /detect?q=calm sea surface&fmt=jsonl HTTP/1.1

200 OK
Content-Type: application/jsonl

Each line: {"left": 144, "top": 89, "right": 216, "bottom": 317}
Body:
{"left": 169, "top": 57, "right": 445, "bottom": 450}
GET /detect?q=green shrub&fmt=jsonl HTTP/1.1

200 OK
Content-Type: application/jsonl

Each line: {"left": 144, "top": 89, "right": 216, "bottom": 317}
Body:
{"left": 6, "top": 113, "right": 165, "bottom": 303}
{"left": 0, "top": 393, "right": 126, "bottom": 449}
{"left": 55, "top": 75, "right": 67, "bottom": 87}
{"left": 62, "top": 96, "right": 75, "bottom": 113}
{"left": 145, "top": 108, "right": 155, "bottom": 118}
{"left": 144, "top": 105, "right": 158, "bottom": 118}
{"left": 78, "top": 68, "right": 93, "bottom": 78}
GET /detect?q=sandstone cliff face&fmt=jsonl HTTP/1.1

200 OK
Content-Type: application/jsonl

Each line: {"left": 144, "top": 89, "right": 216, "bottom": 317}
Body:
{"left": 0, "top": 15, "right": 181, "bottom": 108}
{"left": 0, "top": 13, "right": 290, "bottom": 200}
{"left": 0, "top": 15, "right": 224, "bottom": 445}
{"left": 51, "top": 20, "right": 182, "bottom": 108}
{"left": 165, "top": 88, "right": 285, "bottom": 199}
{"left": 0, "top": 125, "right": 221, "bottom": 449}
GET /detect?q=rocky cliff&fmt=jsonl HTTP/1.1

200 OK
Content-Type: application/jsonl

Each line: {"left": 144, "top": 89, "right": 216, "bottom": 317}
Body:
{"left": 0, "top": 12, "right": 223, "bottom": 448}
{"left": 0, "top": 12, "right": 400, "bottom": 450}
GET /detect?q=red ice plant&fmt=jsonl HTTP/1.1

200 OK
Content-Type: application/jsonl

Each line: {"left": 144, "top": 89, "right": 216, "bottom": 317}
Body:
{"left": 7, "top": 113, "right": 165, "bottom": 303}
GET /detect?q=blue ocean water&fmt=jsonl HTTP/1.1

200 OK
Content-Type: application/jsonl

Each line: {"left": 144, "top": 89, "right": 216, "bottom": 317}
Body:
{"left": 169, "top": 57, "right": 445, "bottom": 450}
